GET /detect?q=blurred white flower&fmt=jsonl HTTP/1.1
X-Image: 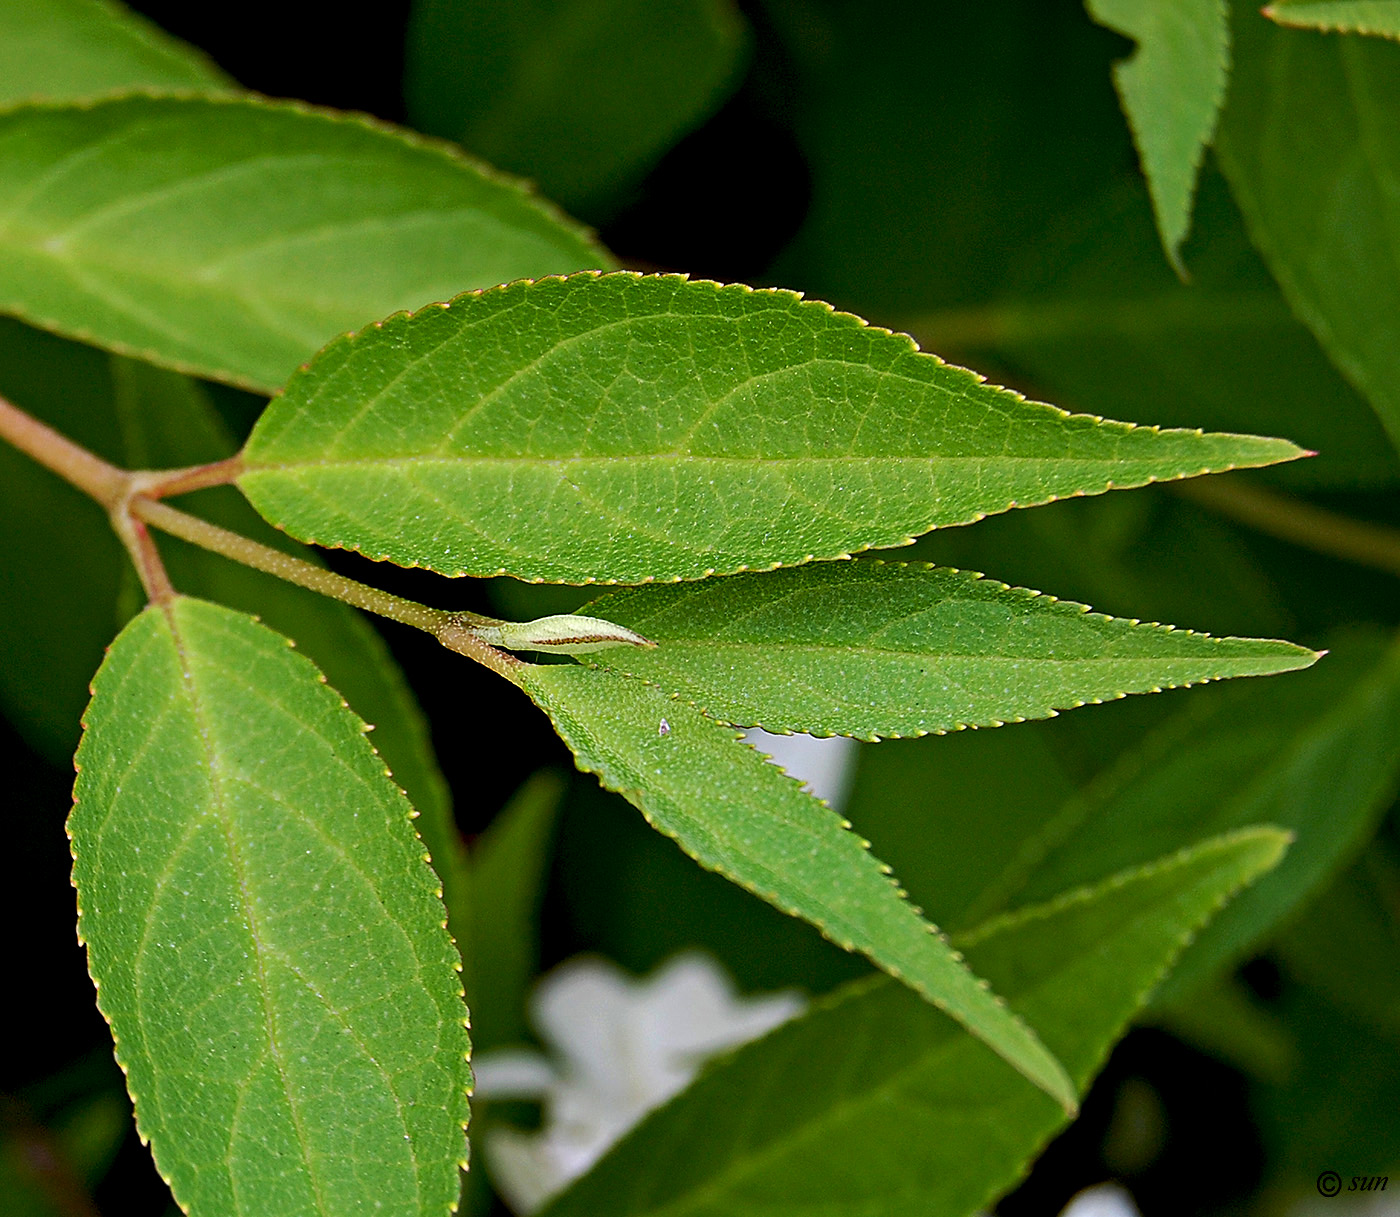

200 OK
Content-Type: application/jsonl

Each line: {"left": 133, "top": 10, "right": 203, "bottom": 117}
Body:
{"left": 744, "top": 726, "right": 858, "bottom": 810}
{"left": 473, "top": 951, "right": 805, "bottom": 1214}
{"left": 1060, "top": 1183, "right": 1142, "bottom": 1217}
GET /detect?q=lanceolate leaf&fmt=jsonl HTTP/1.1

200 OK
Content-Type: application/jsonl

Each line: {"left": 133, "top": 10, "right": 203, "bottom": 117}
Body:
{"left": 541, "top": 828, "right": 1288, "bottom": 1217}
{"left": 239, "top": 273, "right": 1306, "bottom": 585}
{"left": 1086, "top": 0, "right": 1230, "bottom": 273}
{"left": 406, "top": 0, "right": 749, "bottom": 216}
{"left": 0, "top": 0, "right": 230, "bottom": 107}
{"left": 576, "top": 561, "right": 1317, "bottom": 738}
{"left": 0, "top": 95, "right": 609, "bottom": 392}
{"left": 1218, "top": 3, "right": 1400, "bottom": 450}
{"left": 70, "top": 598, "right": 470, "bottom": 1217}
{"left": 508, "top": 659, "right": 1076, "bottom": 1110}
{"left": 1264, "top": 1, "right": 1400, "bottom": 38}
{"left": 982, "top": 632, "right": 1400, "bottom": 1002}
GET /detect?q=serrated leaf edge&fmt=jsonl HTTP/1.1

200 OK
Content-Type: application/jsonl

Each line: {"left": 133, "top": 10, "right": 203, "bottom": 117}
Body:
{"left": 239, "top": 270, "right": 1305, "bottom": 584}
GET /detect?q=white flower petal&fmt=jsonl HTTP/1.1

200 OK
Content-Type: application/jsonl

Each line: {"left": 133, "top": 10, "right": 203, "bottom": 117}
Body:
{"left": 1060, "top": 1182, "right": 1143, "bottom": 1217}
{"left": 470, "top": 1050, "right": 556, "bottom": 1100}
{"left": 744, "top": 727, "right": 858, "bottom": 809}
{"left": 482, "top": 951, "right": 807, "bottom": 1214}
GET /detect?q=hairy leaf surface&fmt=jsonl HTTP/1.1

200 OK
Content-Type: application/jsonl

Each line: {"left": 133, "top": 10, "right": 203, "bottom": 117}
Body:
{"left": 406, "top": 0, "right": 747, "bottom": 215}
{"left": 1218, "top": 2, "right": 1400, "bottom": 449}
{"left": 1265, "top": 1, "right": 1400, "bottom": 37}
{"left": 0, "top": 95, "right": 608, "bottom": 391}
{"left": 541, "top": 828, "right": 1287, "bottom": 1217}
{"left": 983, "top": 632, "right": 1400, "bottom": 1000}
{"left": 239, "top": 273, "right": 1305, "bottom": 584}
{"left": 577, "top": 561, "right": 1317, "bottom": 738}
{"left": 510, "top": 659, "right": 1076, "bottom": 1109}
{"left": 70, "top": 598, "right": 470, "bottom": 1217}
{"left": 1086, "top": 0, "right": 1229, "bottom": 272}
{"left": 0, "top": 0, "right": 230, "bottom": 106}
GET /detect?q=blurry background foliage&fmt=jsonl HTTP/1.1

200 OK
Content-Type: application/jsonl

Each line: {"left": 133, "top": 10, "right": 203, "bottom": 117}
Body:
{"left": 3, "top": 1, "right": 1400, "bottom": 1215}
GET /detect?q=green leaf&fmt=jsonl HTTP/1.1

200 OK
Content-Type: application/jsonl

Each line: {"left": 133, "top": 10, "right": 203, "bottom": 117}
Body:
{"left": 575, "top": 560, "right": 1317, "bottom": 738}
{"left": 405, "top": 0, "right": 748, "bottom": 217}
{"left": 510, "top": 659, "right": 1075, "bottom": 1109}
{"left": 0, "top": 0, "right": 230, "bottom": 107}
{"left": 1264, "top": 1, "right": 1400, "bottom": 38}
{"left": 1085, "top": 0, "right": 1230, "bottom": 273}
{"left": 841, "top": 723, "right": 1079, "bottom": 934}
{"left": 461, "top": 771, "right": 564, "bottom": 1052}
{"left": 767, "top": 2, "right": 1132, "bottom": 317}
{"left": 984, "top": 632, "right": 1400, "bottom": 1000}
{"left": 1217, "top": 2, "right": 1400, "bottom": 450}
{"left": 70, "top": 598, "right": 470, "bottom": 1217}
{"left": 238, "top": 272, "right": 1306, "bottom": 585}
{"left": 539, "top": 827, "right": 1288, "bottom": 1217}
{"left": 0, "top": 94, "right": 609, "bottom": 392}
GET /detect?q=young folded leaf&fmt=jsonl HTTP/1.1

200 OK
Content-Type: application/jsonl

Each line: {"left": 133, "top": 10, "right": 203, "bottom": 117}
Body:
{"left": 506, "top": 659, "right": 1077, "bottom": 1111}
{"left": 0, "top": 95, "right": 608, "bottom": 392}
{"left": 69, "top": 598, "right": 470, "bottom": 1217}
{"left": 539, "top": 828, "right": 1289, "bottom": 1217}
{"left": 576, "top": 561, "right": 1318, "bottom": 738}
{"left": 238, "top": 272, "right": 1308, "bottom": 585}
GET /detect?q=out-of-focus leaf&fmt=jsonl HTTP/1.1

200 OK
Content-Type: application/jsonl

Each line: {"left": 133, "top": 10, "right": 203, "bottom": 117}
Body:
{"left": 985, "top": 633, "right": 1400, "bottom": 999}
{"left": 1265, "top": 0, "right": 1400, "bottom": 38}
{"left": 405, "top": 0, "right": 748, "bottom": 217}
{"left": 1149, "top": 972, "right": 1296, "bottom": 1081}
{"left": 578, "top": 560, "right": 1316, "bottom": 739}
{"left": 908, "top": 484, "right": 1295, "bottom": 643}
{"left": 0, "top": 319, "right": 127, "bottom": 761}
{"left": 1218, "top": 1, "right": 1400, "bottom": 452}
{"left": 462, "top": 771, "right": 564, "bottom": 1052}
{"left": 915, "top": 170, "right": 1399, "bottom": 491}
{"left": 1275, "top": 845, "right": 1400, "bottom": 1039}
{"left": 0, "top": 95, "right": 608, "bottom": 392}
{"left": 511, "top": 659, "right": 1077, "bottom": 1109}
{"left": 840, "top": 724, "right": 1078, "bottom": 934}
{"left": 541, "top": 828, "right": 1287, "bottom": 1217}
{"left": 71, "top": 598, "right": 470, "bottom": 1216}
{"left": 239, "top": 272, "right": 1305, "bottom": 585}
{"left": 1254, "top": 985, "right": 1400, "bottom": 1184}
{"left": 0, "top": 0, "right": 230, "bottom": 107}
{"left": 1085, "top": 0, "right": 1229, "bottom": 272}
{"left": 766, "top": 0, "right": 1130, "bottom": 316}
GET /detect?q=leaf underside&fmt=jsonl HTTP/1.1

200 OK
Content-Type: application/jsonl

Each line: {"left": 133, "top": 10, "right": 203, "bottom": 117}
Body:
{"left": 69, "top": 598, "right": 469, "bottom": 1217}
{"left": 578, "top": 560, "right": 1318, "bottom": 738}
{"left": 510, "top": 658, "right": 1076, "bottom": 1110}
{"left": 239, "top": 272, "right": 1305, "bottom": 585}
{"left": 541, "top": 828, "right": 1288, "bottom": 1217}
{"left": 0, "top": 94, "right": 608, "bottom": 392}
{"left": 1086, "top": 0, "right": 1230, "bottom": 273}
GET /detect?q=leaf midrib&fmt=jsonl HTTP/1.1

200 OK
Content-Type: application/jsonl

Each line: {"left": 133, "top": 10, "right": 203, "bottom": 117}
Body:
{"left": 159, "top": 605, "right": 423, "bottom": 1217}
